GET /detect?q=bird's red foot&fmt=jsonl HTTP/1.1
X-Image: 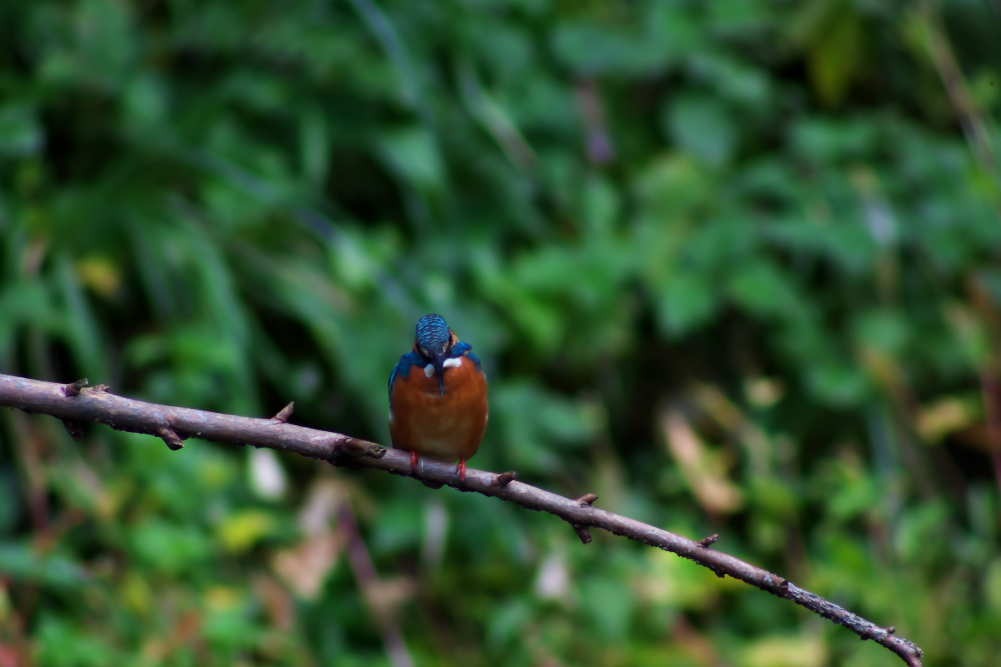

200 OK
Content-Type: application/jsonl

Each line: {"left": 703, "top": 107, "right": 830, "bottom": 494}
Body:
{"left": 458, "top": 457, "right": 466, "bottom": 483}
{"left": 410, "top": 451, "right": 419, "bottom": 475}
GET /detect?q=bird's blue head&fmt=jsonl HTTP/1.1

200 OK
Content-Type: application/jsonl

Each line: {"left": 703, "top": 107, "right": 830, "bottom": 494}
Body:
{"left": 415, "top": 314, "right": 452, "bottom": 395}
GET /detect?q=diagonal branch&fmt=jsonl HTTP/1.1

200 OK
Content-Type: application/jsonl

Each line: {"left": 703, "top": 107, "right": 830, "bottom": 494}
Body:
{"left": 337, "top": 502, "right": 415, "bottom": 667}
{"left": 0, "top": 373, "right": 924, "bottom": 666}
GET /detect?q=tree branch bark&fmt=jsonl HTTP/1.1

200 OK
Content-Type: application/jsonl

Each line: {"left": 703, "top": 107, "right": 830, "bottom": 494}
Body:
{"left": 0, "top": 374, "right": 924, "bottom": 666}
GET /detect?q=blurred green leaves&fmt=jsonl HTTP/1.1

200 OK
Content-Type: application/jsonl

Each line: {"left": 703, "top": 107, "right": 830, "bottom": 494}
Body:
{"left": 0, "top": 544, "right": 89, "bottom": 588}
{"left": 664, "top": 94, "right": 739, "bottom": 166}
{"left": 34, "top": 616, "right": 122, "bottom": 667}
{"left": 0, "top": 105, "right": 43, "bottom": 158}
{"left": 131, "top": 518, "right": 214, "bottom": 574}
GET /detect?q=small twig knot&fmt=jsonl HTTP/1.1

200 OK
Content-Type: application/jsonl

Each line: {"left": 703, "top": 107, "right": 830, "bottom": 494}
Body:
{"left": 696, "top": 533, "right": 719, "bottom": 548}
{"left": 492, "top": 471, "right": 517, "bottom": 487}
{"left": 571, "top": 523, "right": 592, "bottom": 544}
{"left": 63, "top": 378, "right": 89, "bottom": 397}
{"left": 158, "top": 425, "right": 184, "bottom": 451}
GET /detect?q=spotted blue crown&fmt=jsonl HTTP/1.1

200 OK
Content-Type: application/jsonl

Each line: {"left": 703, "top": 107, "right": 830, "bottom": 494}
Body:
{"left": 416, "top": 314, "right": 450, "bottom": 356}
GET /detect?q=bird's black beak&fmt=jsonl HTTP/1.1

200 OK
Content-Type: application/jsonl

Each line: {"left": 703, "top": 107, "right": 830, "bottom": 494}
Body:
{"left": 432, "top": 352, "right": 445, "bottom": 395}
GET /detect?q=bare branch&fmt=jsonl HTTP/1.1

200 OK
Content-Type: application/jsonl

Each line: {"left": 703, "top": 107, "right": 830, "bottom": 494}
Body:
{"left": 0, "top": 374, "right": 924, "bottom": 666}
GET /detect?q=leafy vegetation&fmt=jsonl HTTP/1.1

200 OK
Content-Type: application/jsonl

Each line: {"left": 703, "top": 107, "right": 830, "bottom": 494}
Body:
{"left": 2, "top": 0, "right": 1000, "bottom": 665}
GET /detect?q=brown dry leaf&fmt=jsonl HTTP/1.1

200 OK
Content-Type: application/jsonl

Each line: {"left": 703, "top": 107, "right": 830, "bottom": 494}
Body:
{"left": 170, "top": 611, "right": 202, "bottom": 645}
{"left": 744, "top": 377, "right": 785, "bottom": 408}
{"left": 692, "top": 383, "right": 742, "bottom": 431}
{"left": 142, "top": 611, "right": 201, "bottom": 662}
{"left": 139, "top": 638, "right": 168, "bottom": 665}
{"left": 915, "top": 395, "right": 982, "bottom": 444}
{"left": 662, "top": 408, "right": 743, "bottom": 514}
{"left": 364, "top": 576, "right": 417, "bottom": 622}
{"left": 271, "top": 477, "right": 345, "bottom": 599}
{"left": 693, "top": 383, "right": 772, "bottom": 477}
{"left": 671, "top": 614, "right": 719, "bottom": 667}
{"left": 950, "top": 425, "right": 1001, "bottom": 453}
{"left": 75, "top": 256, "right": 121, "bottom": 298}
{"left": 858, "top": 347, "right": 904, "bottom": 393}
{"left": 741, "top": 635, "right": 827, "bottom": 667}
{"left": 272, "top": 532, "right": 341, "bottom": 600}
{"left": 60, "top": 458, "right": 117, "bottom": 520}
{"left": 253, "top": 574, "right": 295, "bottom": 631}
{"left": 298, "top": 478, "right": 342, "bottom": 535}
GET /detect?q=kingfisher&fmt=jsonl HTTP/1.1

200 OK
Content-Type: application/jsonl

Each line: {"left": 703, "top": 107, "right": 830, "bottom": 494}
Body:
{"left": 388, "top": 314, "right": 488, "bottom": 482}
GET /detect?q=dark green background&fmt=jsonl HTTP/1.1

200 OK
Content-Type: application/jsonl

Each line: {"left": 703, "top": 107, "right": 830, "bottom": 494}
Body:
{"left": 1, "top": 0, "right": 1000, "bottom": 665}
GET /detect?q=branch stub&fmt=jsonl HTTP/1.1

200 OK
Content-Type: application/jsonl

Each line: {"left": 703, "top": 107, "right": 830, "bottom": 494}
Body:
{"left": 158, "top": 426, "right": 184, "bottom": 451}
{"left": 492, "top": 471, "right": 517, "bottom": 487}
{"left": 696, "top": 533, "right": 719, "bottom": 548}
{"left": 572, "top": 523, "right": 592, "bottom": 544}
{"left": 273, "top": 402, "right": 294, "bottom": 423}
{"left": 63, "top": 378, "right": 89, "bottom": 397}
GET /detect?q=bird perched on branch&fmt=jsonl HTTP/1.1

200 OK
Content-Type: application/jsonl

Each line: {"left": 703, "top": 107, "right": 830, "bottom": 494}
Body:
{"left": 388, "top": 314, "right": 488, "bottom": 482}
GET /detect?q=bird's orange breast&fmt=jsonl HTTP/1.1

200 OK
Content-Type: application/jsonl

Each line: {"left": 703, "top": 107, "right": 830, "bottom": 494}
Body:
{"left": 389, "top": 355, "right": 488, "bottom": 463}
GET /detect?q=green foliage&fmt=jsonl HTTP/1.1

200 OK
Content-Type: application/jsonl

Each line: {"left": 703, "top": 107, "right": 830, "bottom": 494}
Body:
{"left": 2, "top": 0, "right": 1001, "bottom": 665}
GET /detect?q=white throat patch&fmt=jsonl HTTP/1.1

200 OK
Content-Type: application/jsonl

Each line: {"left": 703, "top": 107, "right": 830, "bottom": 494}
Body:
{"left": 424, "top": 357, "right": 462, "bottom": 377}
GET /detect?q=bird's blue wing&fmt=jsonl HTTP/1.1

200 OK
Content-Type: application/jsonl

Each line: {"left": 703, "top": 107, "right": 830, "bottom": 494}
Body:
{"left": 465, "top": 351, "right": 482, "bottom": 373}
{"left": 449, "top": 342, "right": 482, "bottom": 373}
{"left": 388, "top": 352, "right": 422, "bottom": 398}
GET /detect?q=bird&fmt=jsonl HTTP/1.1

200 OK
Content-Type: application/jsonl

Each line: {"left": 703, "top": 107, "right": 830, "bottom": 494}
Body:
{"left": 388, "top": 314, "right": 488, "bottom": 482}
